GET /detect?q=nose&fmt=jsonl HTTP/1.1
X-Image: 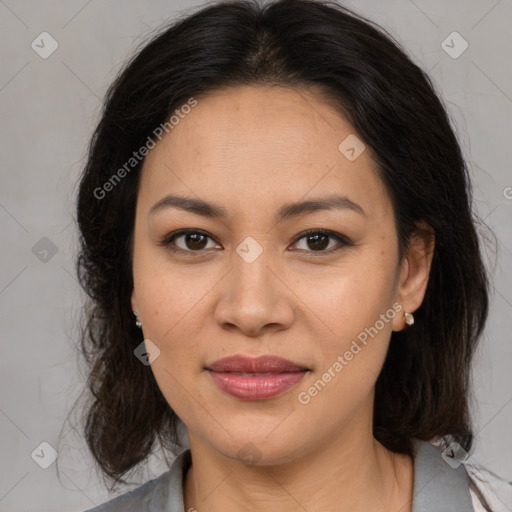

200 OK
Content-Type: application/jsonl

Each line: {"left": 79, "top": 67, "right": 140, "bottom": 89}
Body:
{"left": 213, "top": 247, "right": 296, "bottom": 338}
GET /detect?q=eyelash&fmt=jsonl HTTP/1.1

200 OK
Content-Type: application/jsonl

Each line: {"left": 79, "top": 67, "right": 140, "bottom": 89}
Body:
{"left": 158, "top": 228, "right": 352, "bottom": 257}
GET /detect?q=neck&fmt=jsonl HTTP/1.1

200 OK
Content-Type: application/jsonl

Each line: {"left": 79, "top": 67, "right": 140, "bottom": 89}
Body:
{"left": 183, "top": 424, "right": 413, "bottom": 512}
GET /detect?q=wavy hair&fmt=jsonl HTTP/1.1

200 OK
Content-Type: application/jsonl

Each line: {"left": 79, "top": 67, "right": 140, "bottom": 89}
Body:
{"left": 67, "top": 0, "right": 494, "bottom": 503}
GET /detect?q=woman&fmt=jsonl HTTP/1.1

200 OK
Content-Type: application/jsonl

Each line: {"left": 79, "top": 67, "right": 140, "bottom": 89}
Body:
{"left": 72, "top": 0, "right": 508, "bottom": 510}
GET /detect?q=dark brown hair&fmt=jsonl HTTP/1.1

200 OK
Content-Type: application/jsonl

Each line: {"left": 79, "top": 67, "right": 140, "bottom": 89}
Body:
{"left": 66, "top": 0, "right": 494, "bottom": 502}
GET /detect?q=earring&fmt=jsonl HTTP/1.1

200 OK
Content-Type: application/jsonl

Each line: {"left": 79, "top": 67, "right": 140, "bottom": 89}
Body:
{"left": 404, "top": 312, "right": 414, "bottom": 326}
{"left": 133, "top": 311, "right": 142, "bottom": 328}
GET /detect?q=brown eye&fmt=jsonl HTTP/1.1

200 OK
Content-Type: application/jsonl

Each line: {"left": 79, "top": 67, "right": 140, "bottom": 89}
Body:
{"left": 160, "top": 229, "right": 220, "bottom": 254}
{"left": 159, "top": 228, "right": 351, "bottom": 256}
{"left": 179, "top": 232, "right": 208, "bottom": 250}
{"left": 303, "top": 233, "right": 330, "bottom": 251}
{"left": 292, "top": 230, "right": 351, "bottom": 254}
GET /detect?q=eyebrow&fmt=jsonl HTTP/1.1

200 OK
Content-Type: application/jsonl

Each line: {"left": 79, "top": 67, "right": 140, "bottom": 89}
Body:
{"left": 148, "top": 193, "right": 366, "bottom": 222}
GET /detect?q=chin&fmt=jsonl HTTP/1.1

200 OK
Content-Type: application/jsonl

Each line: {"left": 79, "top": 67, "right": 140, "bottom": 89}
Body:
{"left": 206, "top": 427, "right": 308, "bottom": 467}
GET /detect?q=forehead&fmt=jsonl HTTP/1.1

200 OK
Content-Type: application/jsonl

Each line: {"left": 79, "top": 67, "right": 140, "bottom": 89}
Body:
{"left": 138, "top": 85, "right": 391, "bottom": 222}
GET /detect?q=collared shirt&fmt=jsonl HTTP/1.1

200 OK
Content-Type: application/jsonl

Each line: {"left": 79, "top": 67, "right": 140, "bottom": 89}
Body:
{"left": 84, "top": 439, "right": 495, "bottom": 511}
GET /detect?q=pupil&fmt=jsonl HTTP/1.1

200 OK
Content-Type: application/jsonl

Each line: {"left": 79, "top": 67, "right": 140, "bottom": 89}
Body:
{"left": 308, "top": 234, "right": 328, "bottom": 251}
{"left": 187, "top": 233, "right": 207, "bottom": 250}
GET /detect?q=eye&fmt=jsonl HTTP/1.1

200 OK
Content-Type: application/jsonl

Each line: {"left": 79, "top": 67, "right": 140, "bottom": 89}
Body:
{"left": 159, "top": 229, "right": 220, "bottom": 255}
{"left": 290, "top": 229, "right": 352, "bottom": 255}
{"left": 159, "top": 228, "right": 352, "bottom": 256}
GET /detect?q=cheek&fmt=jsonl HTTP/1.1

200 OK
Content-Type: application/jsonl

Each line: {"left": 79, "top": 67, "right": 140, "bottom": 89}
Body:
{"left": 148, "top": 357, "right": 203, "bottom": 428}
{"left": 290, "top": 250, "right": 397, "bottom": 381}
{"left": 292, "top": 255, "right": 396, "bottom": 339}
{"left": 133, "top": 251, "right": 213, "bottom": 346}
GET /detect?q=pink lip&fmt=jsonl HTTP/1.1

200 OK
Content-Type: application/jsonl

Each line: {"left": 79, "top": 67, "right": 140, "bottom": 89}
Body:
{"left": 205, "top": 355, "right": 309, "bottom": 400}
{"left": 206, "top": 355, "right": 307, "bottom": 373}
{"left": 207, "top": 371, "right": 307, "bottom": 400}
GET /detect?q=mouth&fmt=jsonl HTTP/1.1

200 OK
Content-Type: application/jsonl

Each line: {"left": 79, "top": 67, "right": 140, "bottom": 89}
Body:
{"left": 205, "top": 370, "right": 308, "bottom": 400}
{"left": 205, "top": 355, "right": 310, "bottom": 400}
{"left": 205, "top": 354, "right": 309, "bottom": 373}
{"left": 219, "top": 371, "right": 298, "bottom": 376}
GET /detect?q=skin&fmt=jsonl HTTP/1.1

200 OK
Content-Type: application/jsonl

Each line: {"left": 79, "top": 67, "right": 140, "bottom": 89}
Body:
{"left": 130, "top": 84, "right": 435, "bottom": 512}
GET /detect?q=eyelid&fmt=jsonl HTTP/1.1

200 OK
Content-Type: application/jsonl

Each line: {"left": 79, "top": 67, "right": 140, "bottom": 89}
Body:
{"left": 159, "top": 228, "right": 352, "bottom": 256}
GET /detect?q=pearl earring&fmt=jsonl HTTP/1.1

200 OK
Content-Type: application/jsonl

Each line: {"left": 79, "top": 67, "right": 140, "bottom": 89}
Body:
{"left": 133, "top": 311, "right": 142, "bottom": 328}
{"left": 404, "top": 312, "right": 414, "bottom": 326}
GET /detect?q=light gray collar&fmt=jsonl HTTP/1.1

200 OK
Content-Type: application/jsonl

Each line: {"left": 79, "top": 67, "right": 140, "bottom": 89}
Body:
{"left": 411, "top": 438, "right": 474, "bottom": 511}
{"left": 86, "top": 439, "right": 475, "bottom": 511}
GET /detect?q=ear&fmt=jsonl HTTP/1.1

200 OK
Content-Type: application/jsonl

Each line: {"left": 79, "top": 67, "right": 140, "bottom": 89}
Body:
{"left": 392, "top": 220, "right": 435, "bottom": 331}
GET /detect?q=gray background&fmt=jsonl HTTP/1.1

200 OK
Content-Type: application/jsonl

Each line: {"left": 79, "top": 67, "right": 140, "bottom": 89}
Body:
{"left": 0, "top": 0, "right": 511, "bottom": 511}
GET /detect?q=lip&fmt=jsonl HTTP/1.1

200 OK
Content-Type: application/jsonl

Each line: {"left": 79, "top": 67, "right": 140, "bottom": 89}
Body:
{"left": 205, "top": 355, "right": 309, "bottom": 400}
{"left": 206, "top": 355, "right": 308, "bottom": 373}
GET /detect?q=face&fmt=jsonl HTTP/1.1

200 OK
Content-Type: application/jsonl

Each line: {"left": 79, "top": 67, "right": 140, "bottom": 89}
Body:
{"left": 130, "top": 85, "right": 433, "bottom": 465}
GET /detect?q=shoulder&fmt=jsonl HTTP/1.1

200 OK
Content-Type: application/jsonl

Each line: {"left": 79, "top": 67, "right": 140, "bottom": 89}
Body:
{"left": 411, "top": 439, "right": 475, "bottom": 510}
{"left": 412, "top": 439, "right": 512, "bottom": 512}
{"left": 83, "top": 449, "right": 191, "bottom": 512}
{"left": 465, "top": 459, "right": 512, "bottom": 512}
{"left": 82, "top": 471, "right": 173, "bottom": 512}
